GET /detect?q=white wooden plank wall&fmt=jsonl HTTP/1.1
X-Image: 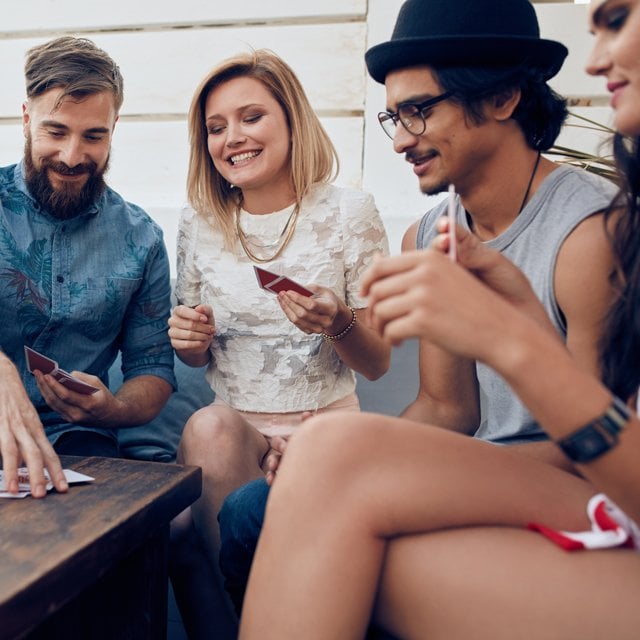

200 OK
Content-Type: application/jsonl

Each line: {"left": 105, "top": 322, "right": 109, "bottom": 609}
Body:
{"left": 0, "top": 0, "right": 612, "bottom": 270}
{"left": 0, "top": 0, "right": 367, "bottom": 274}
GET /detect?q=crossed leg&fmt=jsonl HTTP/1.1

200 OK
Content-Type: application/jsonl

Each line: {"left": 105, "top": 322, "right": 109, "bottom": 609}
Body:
{"left": 377, "top": 526, "right": 640, "bottom": 640}
{"left": 240, "top": 411, "right": 600, "bottom": 639}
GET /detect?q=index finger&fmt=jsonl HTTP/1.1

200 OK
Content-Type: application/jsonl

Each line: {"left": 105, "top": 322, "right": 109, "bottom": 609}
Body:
{"left": 360, "top": 251, "right": 426, "bottom": 297}
{"left": 269, "top": 436, "right": 288, "bottom": 454}
{"left": 173, "top": 304, "right": 208, "bottom": 322}
{"left": 20, "top": 432, "right": 68, "bottom": 497}
{"left": 39, "top": 436, "right": 68, "bottom": 494}
{"left": 192, "top": 304, "right": 214, "bottom": 323}
{"left": 20, "top": 405, "right": 68, "bottom": 495}
{"left": 0, "top": 432, "right": 23, "bottom": 494}
{"left": 281, "top": 289, "right": 317, "bottom": 309}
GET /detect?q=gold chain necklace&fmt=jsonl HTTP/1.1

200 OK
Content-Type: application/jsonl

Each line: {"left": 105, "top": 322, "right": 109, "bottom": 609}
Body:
{"left": 235, "top": 203, "right": 300, "bottom": 263}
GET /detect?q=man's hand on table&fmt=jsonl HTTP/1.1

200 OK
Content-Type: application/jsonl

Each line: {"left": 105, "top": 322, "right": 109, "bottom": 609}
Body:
{"left": 0, "top": 354, "right": 68, "bottom": 497}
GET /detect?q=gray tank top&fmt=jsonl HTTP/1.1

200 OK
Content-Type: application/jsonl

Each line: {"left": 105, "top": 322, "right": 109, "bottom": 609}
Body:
{"left": 416, "top": 165, "right": 616, "bottom": 443}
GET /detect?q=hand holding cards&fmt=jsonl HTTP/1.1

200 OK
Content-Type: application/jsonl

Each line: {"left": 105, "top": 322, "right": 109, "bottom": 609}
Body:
{"left": 24, "top": 346, "right": 99, "bottom": 395}
{"left": 254, "top": 266, "right": 313, "bottom": 297}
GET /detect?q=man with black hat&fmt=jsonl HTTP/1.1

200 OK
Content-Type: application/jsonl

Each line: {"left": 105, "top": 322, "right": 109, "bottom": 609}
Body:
{"left": 215, "top": 0, "right": 618, "bottom": 615}
{"left": 367, "top": 0, "right": 616, "bottom": 463}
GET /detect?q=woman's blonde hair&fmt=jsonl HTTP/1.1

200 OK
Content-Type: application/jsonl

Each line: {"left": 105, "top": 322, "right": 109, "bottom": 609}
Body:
{"left": 186, "top": 49, "right": 339, "bottom": 248}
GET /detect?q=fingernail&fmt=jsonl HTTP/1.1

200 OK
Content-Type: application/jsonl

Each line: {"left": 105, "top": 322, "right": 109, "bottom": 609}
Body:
{"left": 32, "top": 483, "right": 46, "bottom": 498}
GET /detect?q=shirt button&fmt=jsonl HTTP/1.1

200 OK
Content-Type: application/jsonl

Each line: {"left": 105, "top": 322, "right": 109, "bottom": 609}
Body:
{"left": 56, "top": 275, "right": 64, "bottom": 283}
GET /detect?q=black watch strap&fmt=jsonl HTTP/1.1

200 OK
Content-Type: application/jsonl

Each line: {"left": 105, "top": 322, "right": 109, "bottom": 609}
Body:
{"left": 557, "top": 396, "right": 631, "bottom": 463}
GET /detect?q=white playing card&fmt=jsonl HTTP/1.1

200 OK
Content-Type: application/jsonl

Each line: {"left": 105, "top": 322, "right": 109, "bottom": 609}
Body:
{"left": 0, "top": 468, "right": 95, "bottom": 498}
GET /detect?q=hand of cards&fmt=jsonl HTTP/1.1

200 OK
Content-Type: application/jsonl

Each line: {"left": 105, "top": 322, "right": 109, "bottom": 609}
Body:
{"left": 0, "top": 468, "right": 95, "bottom": 498}
{"left": 24, "top": 346, "right": 99, "bottom": 395}
{"left": 253, "top": 266, "right": 313, "bottom": 297}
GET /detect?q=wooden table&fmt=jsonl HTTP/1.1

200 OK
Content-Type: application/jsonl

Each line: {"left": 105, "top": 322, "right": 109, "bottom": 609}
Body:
{"left": 0, "top": 455, "right": 201, "bottom": 640}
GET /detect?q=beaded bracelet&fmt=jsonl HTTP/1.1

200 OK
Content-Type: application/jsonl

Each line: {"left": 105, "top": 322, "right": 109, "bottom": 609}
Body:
{"left": 322, "top": 307, "right": 357, "bottom": 343}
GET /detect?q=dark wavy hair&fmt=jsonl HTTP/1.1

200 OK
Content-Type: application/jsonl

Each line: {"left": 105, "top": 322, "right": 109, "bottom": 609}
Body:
{"left": 600, "top": 134, "right": 640, "bottom": 401}
{"left": 433, "top": 63, "right": 568, "bottom": 151}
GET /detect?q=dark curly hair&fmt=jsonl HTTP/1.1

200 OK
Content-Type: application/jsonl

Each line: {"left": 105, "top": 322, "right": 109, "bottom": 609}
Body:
{"left": 433, "top": 62, "right": 568, "bottom": 151}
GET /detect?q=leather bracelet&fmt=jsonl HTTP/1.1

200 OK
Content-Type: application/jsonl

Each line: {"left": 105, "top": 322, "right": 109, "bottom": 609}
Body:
{"left": 322, "top": 307, "right": 357, "bottom": 343}
{"left": 556, "top": 396, "right": 631, "bottom": 463}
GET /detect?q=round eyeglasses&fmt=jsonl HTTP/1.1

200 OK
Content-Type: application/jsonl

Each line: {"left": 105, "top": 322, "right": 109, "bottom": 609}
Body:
{"left": 378, "top": 91, "right": 453, "bottom": 139}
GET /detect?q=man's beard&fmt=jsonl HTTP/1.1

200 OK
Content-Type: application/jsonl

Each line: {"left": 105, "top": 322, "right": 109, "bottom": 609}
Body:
{"left": 405, "top": 151, "right": 449, "bottom": 196}
{"left": 421, "top": 180, "right": 449, "bottom": 196}
{"left": 23, "top": 136, "right": 109, "bottom": 220}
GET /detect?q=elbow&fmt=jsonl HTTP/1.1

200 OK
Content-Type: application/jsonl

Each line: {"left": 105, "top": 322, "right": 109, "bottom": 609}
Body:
{"left": 361, "top": 354, "right": 391, "bottom": 382}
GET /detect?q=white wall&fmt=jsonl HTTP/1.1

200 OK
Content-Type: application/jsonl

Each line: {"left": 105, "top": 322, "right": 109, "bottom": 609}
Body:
{"left": 0, "top": 0, "right": 611, "bottom": 273}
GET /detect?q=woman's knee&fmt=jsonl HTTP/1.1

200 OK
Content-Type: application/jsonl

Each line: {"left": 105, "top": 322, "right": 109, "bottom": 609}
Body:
{"left": 282, "top": 411, "right": 382, "bottom": 481}
{"left": 181, "top": 405, "right": 242, "bottom": 451}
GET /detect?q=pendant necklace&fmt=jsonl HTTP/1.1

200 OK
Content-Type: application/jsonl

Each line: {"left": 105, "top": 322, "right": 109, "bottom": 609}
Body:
{"left": 465, "top": 151, "right": 542, "bottom": 232}
{"left": 516, "top": 151, "right": 542, "bottom": 215}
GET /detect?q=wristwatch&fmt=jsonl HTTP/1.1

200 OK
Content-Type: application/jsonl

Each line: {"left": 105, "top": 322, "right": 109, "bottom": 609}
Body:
{"left": 557, "top": 396, "right": 632, "bottom": 463}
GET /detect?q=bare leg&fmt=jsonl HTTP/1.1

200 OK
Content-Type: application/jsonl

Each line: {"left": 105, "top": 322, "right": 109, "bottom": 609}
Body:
{"left": 169, "top": 508, "right": 225, "bottom": 640}
{"left": 376, "top": 527, "right": 640, "bottom": 640}
{"left": 240, "top": 412, "right": 596, "bottom": 639}
{"left": 173, "top": 404, "right": 270, "bottom": 640}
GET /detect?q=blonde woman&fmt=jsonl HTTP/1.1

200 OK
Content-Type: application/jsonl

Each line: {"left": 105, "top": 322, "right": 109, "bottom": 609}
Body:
{"left": 168, "top": 49, "right": 390, "bottom": 637}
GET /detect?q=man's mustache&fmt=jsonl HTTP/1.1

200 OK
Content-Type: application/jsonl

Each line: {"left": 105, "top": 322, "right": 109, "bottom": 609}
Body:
{"left": 43, "top": 161, "right": 96, "bottom": 176}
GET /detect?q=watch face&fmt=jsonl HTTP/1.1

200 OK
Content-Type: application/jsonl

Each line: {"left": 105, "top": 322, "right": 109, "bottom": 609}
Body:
{"left": 558, "top": 397, "right": 630, "bottom": 463}
{"left": 570, "top": 426, "right": 610, "bottom": 460}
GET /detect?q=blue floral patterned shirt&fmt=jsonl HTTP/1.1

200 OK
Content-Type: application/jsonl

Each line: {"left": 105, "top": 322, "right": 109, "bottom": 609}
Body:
{"left": 0, "top": 162, "right": 176, "bottom": 443}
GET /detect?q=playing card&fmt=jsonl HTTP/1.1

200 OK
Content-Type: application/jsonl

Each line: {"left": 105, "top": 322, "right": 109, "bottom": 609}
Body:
{"left": 447, "top": 183, "right": 457, "bottom": 262}
{"left": 23, "top": 347, "right": 57, "bottom": 375}
{"left": 52, "top": 370, "right": 100, "bottom": 395}
{"left": 266, "top": 277, "right": 314, "bottom": 297}
{"left": 0, "top": 468, "right": 95, "bottom": 498}
{"left": 24, "top": 346, "right": 99, "bottom": 395}
{"left": 253, "top": 266, "right": 313, "bottom": 297}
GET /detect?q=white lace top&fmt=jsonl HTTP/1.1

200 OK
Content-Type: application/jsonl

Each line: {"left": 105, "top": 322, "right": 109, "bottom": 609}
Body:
{"left": 175, "top": 182, "right": 389, "bottom": 412}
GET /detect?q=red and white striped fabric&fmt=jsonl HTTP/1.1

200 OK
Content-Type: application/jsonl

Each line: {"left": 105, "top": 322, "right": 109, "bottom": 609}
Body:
{"left": 529, "top": 493, "right": 640, "bottom": 551}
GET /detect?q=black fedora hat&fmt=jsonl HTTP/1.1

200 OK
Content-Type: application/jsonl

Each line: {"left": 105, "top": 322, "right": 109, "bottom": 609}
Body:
{"left": 366, "top": 0, "right": 568, "bottom": 83}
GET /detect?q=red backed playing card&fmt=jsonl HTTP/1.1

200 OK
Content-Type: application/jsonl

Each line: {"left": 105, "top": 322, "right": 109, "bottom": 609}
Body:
{"left": 24, "top": 346, "right": 99, "bottom": 395}
{"left": 253, "top": 266, "right": 313, "bottom": 297}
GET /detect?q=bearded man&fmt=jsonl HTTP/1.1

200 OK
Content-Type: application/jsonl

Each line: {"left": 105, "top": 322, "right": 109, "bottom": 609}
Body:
{"left": 0, "top": 36, "right": 175, "bottom": 497}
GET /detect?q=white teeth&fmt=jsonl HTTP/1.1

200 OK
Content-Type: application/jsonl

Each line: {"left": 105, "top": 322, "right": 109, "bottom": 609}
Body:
{"left": 230, "top": 151, "right": 260, "bottom": 164}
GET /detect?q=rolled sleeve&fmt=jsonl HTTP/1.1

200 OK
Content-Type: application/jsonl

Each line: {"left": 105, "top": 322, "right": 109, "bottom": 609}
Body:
{"left": 119, "top": 230, "right": 176, "bottom": 390}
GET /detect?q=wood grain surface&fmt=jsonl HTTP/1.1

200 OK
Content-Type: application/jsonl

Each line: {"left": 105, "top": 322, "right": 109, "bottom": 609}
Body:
{"left": 0, "top": 455, "right": 201, "bottom": 640}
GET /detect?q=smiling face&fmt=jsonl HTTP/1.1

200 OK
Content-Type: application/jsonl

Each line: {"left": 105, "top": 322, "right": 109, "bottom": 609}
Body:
{"left": 587, "top": 0, "right": 640, "bottom": 136}
{"left": 204, "top": 76, "right": 294, "bottom": 211}
{"left": 383, "top": 66, "right": 501, "bottom": 196}
{"left": 22, "top": 88, "right": 116, "bottom": 218}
